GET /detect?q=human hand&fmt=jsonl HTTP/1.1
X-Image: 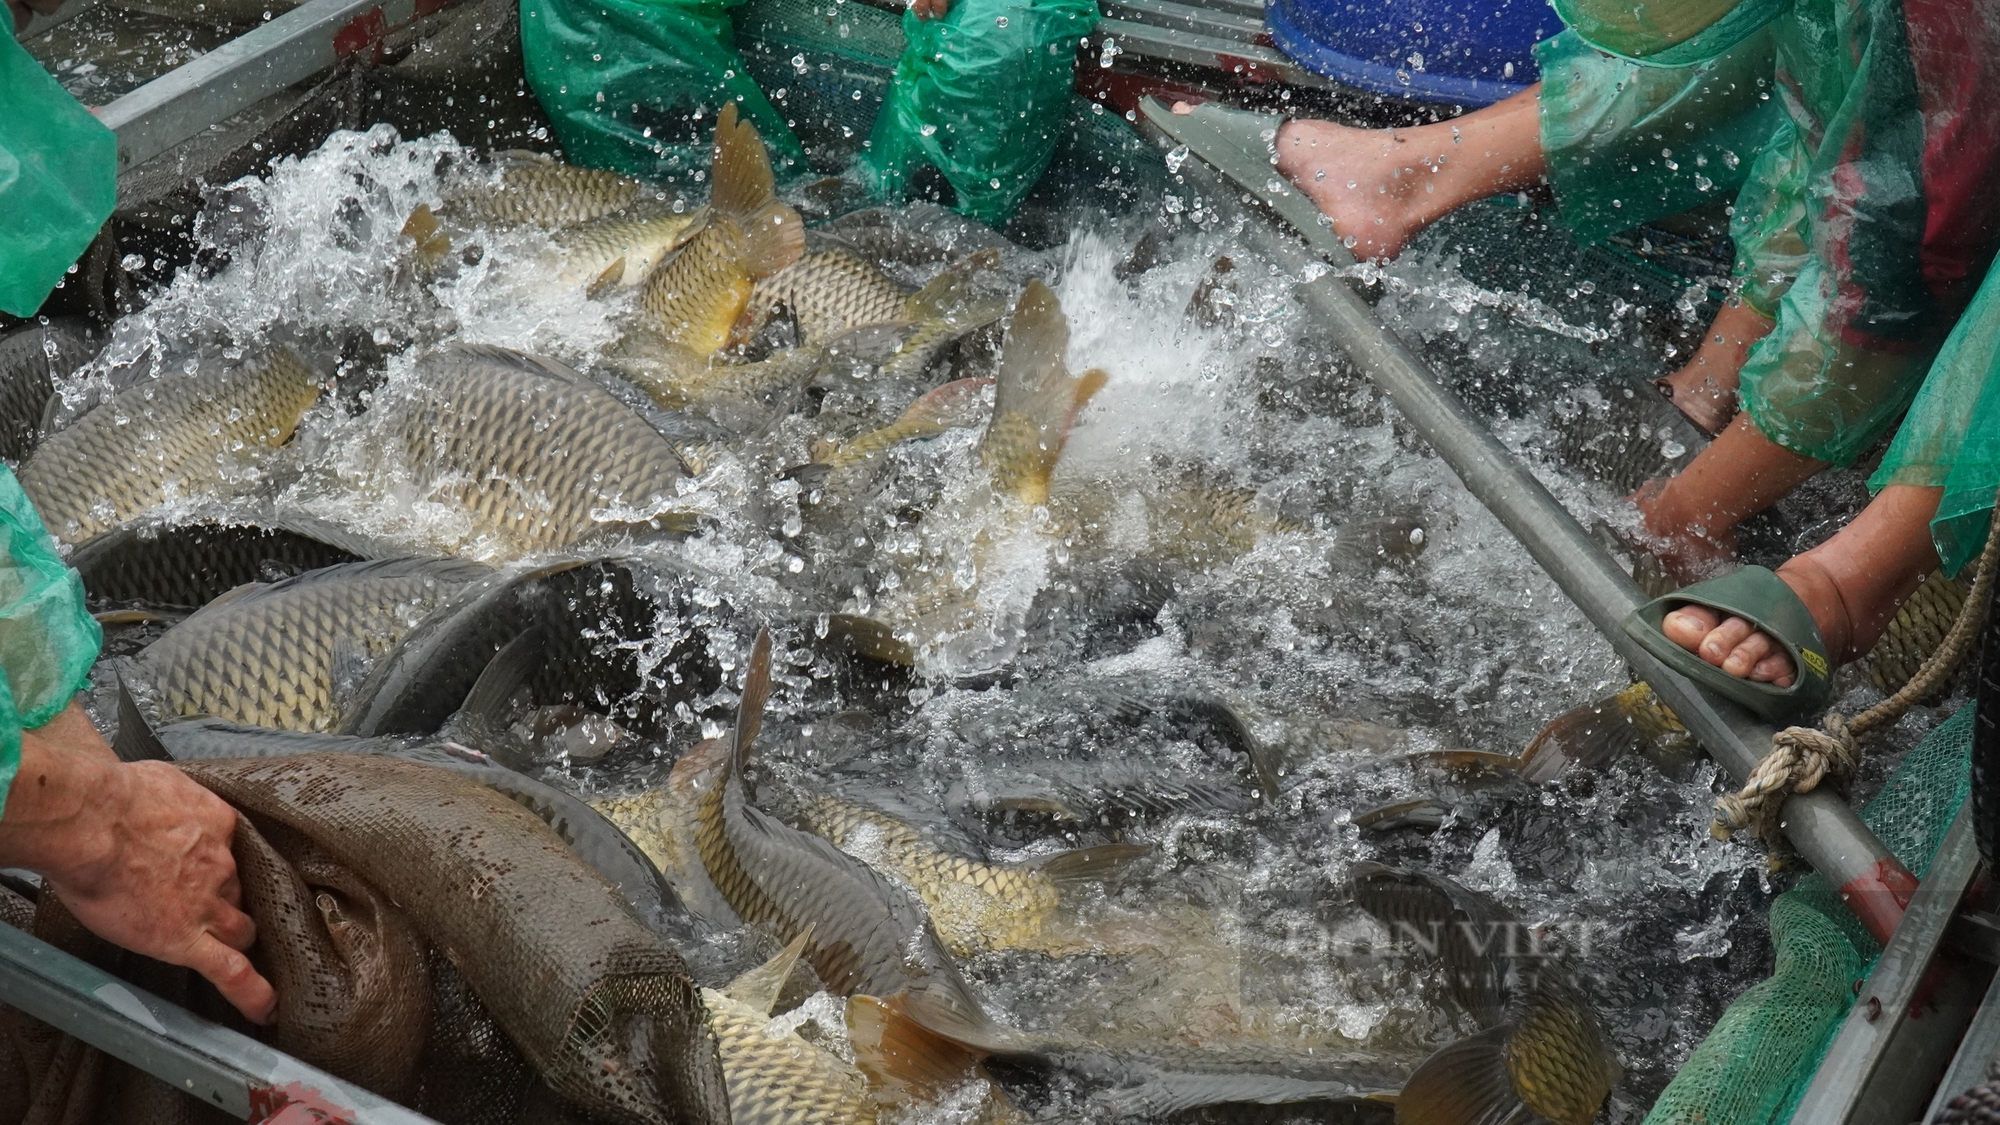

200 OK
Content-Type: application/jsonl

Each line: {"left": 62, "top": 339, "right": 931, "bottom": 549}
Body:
{"left": 0, "top": 704, "right": 275, "bottom": 1024}
{"left": 909, "top": 0, "right": 948, "bottom": 20}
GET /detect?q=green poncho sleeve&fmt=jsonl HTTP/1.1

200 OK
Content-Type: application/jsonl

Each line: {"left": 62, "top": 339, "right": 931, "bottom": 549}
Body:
{"left": 0, "top": 32, "right": 117, "bottom": 317}
{"left": 1870, "top": 257, "right": 2000, "bottom": 578}
{"left": 0, "top": 466, "right": 103, "bottom": 812}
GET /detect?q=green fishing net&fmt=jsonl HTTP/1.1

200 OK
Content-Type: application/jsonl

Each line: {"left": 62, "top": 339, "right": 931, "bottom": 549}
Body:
{"left": 1871, "top": 260, "right": 2000, "bottom": 579}
{"left": 0, "top": 33, "right": 115, "bottom": 317}
{"left": 1643, "top": 703, "right": 1975, "bottom": 1125}
{"left": 518, "top": 0, "right": 807, "bottom": 184}
{"left": 857, "top": 0, "right": 1097, "bottom": 225}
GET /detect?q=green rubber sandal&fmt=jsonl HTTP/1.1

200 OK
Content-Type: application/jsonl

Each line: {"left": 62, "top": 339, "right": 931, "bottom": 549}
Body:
{"left": 1622, "top": 565, "right": 1835, "bottom": 724}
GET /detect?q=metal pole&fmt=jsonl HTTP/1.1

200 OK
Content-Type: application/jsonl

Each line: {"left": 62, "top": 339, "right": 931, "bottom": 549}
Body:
{"left": 0, "top": 921, "right": 439, "bottom": 1124}
{"left": 97, "top": 0, "right": 449, "bottom": 175}
{"left": 1137, "top": 96, "right": 1917, "bottom": 944}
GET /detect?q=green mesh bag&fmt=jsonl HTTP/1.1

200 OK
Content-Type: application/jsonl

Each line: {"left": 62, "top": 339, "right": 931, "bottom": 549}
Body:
{"left": 1871, "top": 260, "right": 2000, "bottom": 579}
{"left": 1644, "top": 704, "right": 1976, "bottom": 1125}
{"left": 518, "top": 0, "right": 807, "bottom": 184}
{"left": 0, "top": 33, "right": 115, "bottom": 317}
{"left": 857, "top": 0, "right": 1097, "bottom": 225}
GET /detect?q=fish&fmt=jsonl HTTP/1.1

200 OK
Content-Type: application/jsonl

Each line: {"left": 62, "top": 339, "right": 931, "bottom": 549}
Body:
{"left": 18, "top": 348, "right": 323, "bottom": 544}
{"left": 390, "top": 345, "right": 699, "bottom": 551}
{"left": 979, "top": 280, "right": 1107, "bottom": 507}
{"left": 134, "top": 557, "right": 490, "bottom": 732}
{"left": 556, "top": 210, "right": 705, "bottom": 294}
{"left": 1350, "top": 797, "right": 1451, "bottom": 833}
{"left": 442, "top": 149, "right": 650, "bottom": 228}
{"left": 66, "top": 516, "right": 377, "bottom": 610}
{"left": 0, "top": 318, "right": 97, "bottom": 462}
{"left": 693, "top": 630, "right": 1030, "bottom": 1053}
{"left": 604, "top": 328, "right": 827, "bottom": 429}
{"left": 1521, "top": 680, "right": 1696, "bottom": 782}
{"left": 791, "top": 376, "right": 995, "bottom": 497}
{"left": 787, "top": 790, "right": 1148, "bottom": 958}
{"left": 595, "top": 735, "right": 744, "bottom": 927}
{"left": 1350, "top": 862, "right": 1619, "bottom": 1125}
{"left": 638, "top": 103, "right": 805, "bottom": 357}
{"left": 750, "top": 248, "right": 909, "bottom": 345}
{"left": 1552, "top": 382, "right": 1704, "bottom": 495}
{"left": 701, "top": 935, "right": 880, "bottom": 1125}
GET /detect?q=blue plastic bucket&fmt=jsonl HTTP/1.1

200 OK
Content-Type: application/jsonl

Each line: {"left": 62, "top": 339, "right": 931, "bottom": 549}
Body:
{"left": 1265, "top": 0, "right": 1564, "bottom": 106}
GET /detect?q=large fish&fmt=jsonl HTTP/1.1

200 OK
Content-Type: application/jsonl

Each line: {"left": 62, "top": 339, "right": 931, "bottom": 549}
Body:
{"left": 638, "top": 103, "right": 804, "bottom": 357}
{"left": 134, "top": 557, "right": 489, "bottom": 732}
{"left": 1350, "top": 862, "right": 1619, "bottom": 1125}
{"left": 19, "top": 348, "right": 323, "bottom": 544}
{"left": 789, "top": 791, "right": 1147, "bottom": 958}
{"left": 390, "top": 345, "right": 698, "bottom": 551}
{"left": 403, "top": 197, "right": 702, "bottom": 295}
{"left": 979, "top": 279, "right": 1106, "bottom": 507}
{"left": 0, "top": 319, "right": 97, "bottom": 463}
{"left": 442, "top": 149, "right": 651, "bottom": 228}
{"left": 68, "top": 516, "right": 377, "bottom": 610}
{"left": 701, "top": 934, "right": 880, "bottom": 1125}
{"left": 693, "top": 630, "right": 1030, "bottom": 1053}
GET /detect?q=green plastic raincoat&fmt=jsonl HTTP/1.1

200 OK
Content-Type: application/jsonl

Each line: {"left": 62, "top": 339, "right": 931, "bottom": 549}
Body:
{"left": 0, "top": 466, "right": 103, "bottom": 810}
{"left": 0, "top": 32, "right": 116, "bottom": 317}
{"left": 1871, "top": 254, "right": 2000, "bottom": 578}
{"left": 1536, "top": 0, "right": 2000, "bottom": 467}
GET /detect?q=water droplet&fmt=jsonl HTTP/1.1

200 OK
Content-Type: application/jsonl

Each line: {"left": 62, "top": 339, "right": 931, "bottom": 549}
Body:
{"left": 1662, "top": 439, "right": 1687, "bottom": 459}
{"left": 1164, "top": 144, "right": 1189, "bottom": 172}
{"left": 994, "top": 14, "right": 1007, "bottom": 25}
{"left": 120, "top": 254, "right": 145, "bottom": 271}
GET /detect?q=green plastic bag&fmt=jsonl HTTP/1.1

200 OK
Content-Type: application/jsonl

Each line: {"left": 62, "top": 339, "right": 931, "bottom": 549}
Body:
{"left": 0, "top": 33, "right": 115, "bottom": 318}
{"left": 859, "top": 0, "right": 1096, "bottom": 226}
{"left": 0, "top": 464, "right": 102, "bottom": 810}
{"left": 1871, "top": 257, "right": 2000, "bottom": 578}
{"left": 519, "top": 0, "right": 806, "bottom": 184}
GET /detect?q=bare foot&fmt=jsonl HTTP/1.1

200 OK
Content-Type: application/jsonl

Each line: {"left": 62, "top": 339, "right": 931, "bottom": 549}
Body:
{"left": 1271, "top": 119, "right": 1437, "bottom": 261}
{"left": 1659, "top": 557, "right": 1854, "bottom": 688}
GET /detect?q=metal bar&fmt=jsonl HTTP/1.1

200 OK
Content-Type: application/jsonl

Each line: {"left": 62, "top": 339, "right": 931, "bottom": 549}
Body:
{"left": 1136, "top": 95, "right": 1917, "bottom": 944}
{"left": 0, "top": 922, "right": 439, "bottom": 1124}
{"left": 1097, "top": 19, "right": 1329, "bottom": 88}
{"left": 1793, "top": 805, "right": 1983, "bottom": 1123}
{"left": 13, "top": 0, "right": 105, "bottom": 42}
{"left": 1924, "top": 962, "right": 2000, "bottom": 1121}
{"left": 97, "top": 0, "right": 434, "bottom": 175}
{"left": 1100, "top": 0, "right": 1266, "bottom": 42}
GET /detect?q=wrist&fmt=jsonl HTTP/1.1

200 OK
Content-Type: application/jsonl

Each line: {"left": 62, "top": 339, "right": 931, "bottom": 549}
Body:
{"left": 0, "top": 733, "right": 124, "bottom": 881}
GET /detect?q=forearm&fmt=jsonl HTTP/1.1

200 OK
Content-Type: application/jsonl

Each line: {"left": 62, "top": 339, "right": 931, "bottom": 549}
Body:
{"left": 0, "top": 702, "right": 123, "bottom": 879}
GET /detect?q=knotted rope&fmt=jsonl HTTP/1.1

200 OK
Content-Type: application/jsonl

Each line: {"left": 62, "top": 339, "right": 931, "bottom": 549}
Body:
{"left": 1713, "top": 493, "right": 2000, "bottom": 848}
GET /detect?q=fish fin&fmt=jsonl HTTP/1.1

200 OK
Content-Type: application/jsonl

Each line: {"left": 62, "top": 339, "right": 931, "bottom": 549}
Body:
{"left": 822, "top": 613, "right": 916, "bottom": 666}
{"left": 903, "top": 248, "right": 1003, "bottom": 320}
{"left": 457, "top": 625, "right": 544, "bottom": 746}
{"left": 724, "top": 928, "right": 812, "bottom": 1015}
{"left": 587, "top": 257, "right": 627, "bottom": 299}
{"left": 1519, "top": 694, "right": 1646, "bottom": 784}
{"left": 780, "top": 462, "right": 833, "bottom": 492}
{"left": 114, "top": 677, "right": 172, "bottom": 763}
{"left": 894, "top": 375, "right": 995, "bottom": 434}
{"left": 401, "top": 203, "right": 452, "bottom": 264}
{"left": 739, "top": 202, "right": 806, "bottom": 281}
{"left": 709, "top": 101, "right": 778, "bottom": 218}
{"left": 848, "top": 994, "right": 985, "bottom": 1094}
{"left": 1025, "top": 842, "right": 1150, "bottom": 888}
{"left": 1350, "top": 862, "right": 1512, "bottom": 1025}
{"left": 730, "top": 630, "right": 774, "bottom": 781}
{"left": 980, "top": 282, "right": 1106, "bottom": 504}
{"left": 1394, "top": 1024, "right": 1534, "bottom": 1125}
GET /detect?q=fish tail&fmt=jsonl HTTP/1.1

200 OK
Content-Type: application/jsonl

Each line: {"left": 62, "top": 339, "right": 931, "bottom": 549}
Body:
{"left": 401, "top": 203, "right": 451, "bottom": 264}
{"left": 1026, "top": 842, "right": 1149, "bottom": 888}
{"left": 709, "top": 101, "right": 778, "bottom": 218}
{"left": 739, "top": 201, "right": 806, "bottom": 280}
{"left": 456, "top": 625, "right": 544, "bottom": 751}
{"left": 847, "top": 995, "right": 985, "bottom": 1095}
{"left": 979, "top": 281, "right": 1106, "bottom": 504}
{"left": 1519, "top": 692, "right": 1647, "bottom": 784}
{"left": 1393, "top": 1023, "right": 1534, "bottom": 1125}
{"left": 723, "top": 929, "right": 812, "bottom": 1016}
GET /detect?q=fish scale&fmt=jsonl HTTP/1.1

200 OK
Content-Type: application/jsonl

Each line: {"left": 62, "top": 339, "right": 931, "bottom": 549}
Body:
{"left": 20, "top": 349, "right": 322, "bottom": 545}
{"left": 751, "top": 249, "right": 909, "bottom": 344}
{"left": 703, "top": 989, "right": 876, "bottom": 1125}
{"left": 395, "top": 346, "right": 695, "bottom": 550}
{"left": 138, "top": 558, "right": 488, "bottom": 731}
{"left": 443, "top": 153, "right": 646, "bottom": 227}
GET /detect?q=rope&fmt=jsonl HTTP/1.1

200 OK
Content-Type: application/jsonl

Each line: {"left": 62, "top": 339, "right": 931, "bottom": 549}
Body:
{"left": 1712, "top": 491, "right": 2000, "bottom": 847}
